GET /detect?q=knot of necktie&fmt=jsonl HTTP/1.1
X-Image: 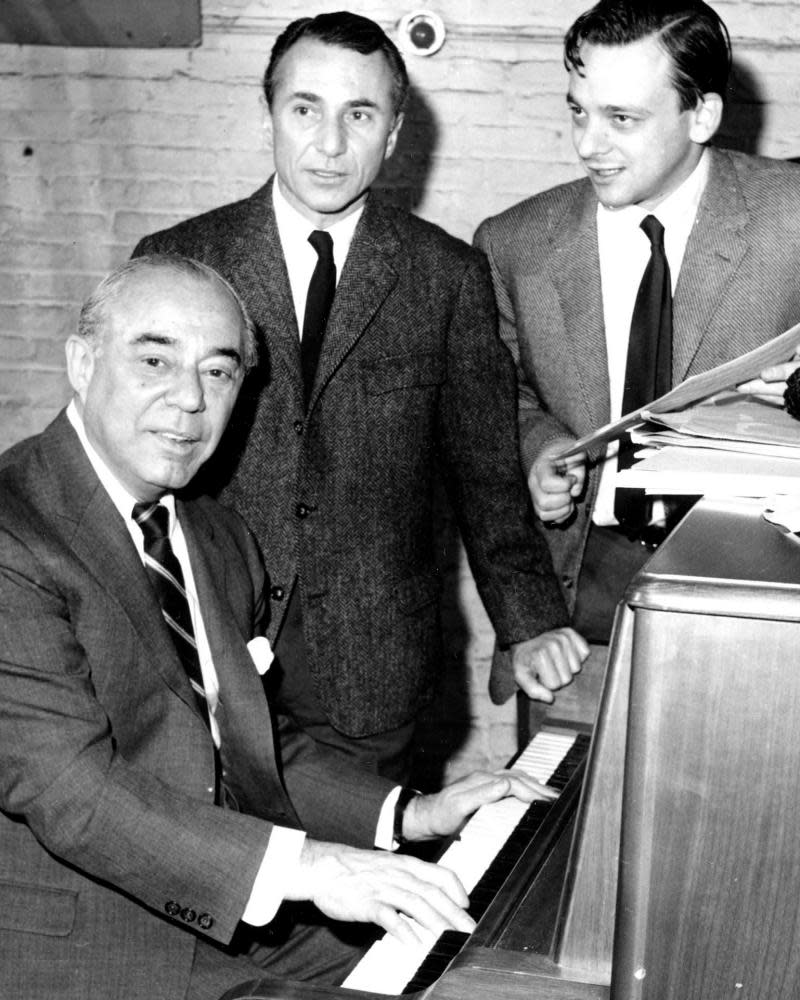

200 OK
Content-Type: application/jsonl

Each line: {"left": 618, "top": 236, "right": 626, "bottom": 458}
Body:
{"left": 308, "top": 228, "right": 334, "bottom": 260}
{"left": 640, "top": 213, "right": 665, "bottom": 251}
{"left": 132, "top": 500, "right": 169, "bottom": 543}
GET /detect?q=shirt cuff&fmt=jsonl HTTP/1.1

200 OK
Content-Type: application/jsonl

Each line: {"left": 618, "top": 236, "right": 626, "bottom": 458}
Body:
{"left": 376, "top": 785, "right": 402, "bottom": 851}
{"left": 241, "top": 825, "right": 306, "bottom": 926}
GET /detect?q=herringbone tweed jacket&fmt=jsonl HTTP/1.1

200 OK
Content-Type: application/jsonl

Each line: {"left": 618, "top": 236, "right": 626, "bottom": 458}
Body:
{"left": 135, "top": 179, "right": 569, "bottom": 735}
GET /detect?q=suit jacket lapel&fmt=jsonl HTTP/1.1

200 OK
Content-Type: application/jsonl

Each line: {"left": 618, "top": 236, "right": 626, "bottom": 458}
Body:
{"left": 180, "top": 501, "right": 299, "bottom": 822}
{"left": 673, "top": 148, "right": 749, "bottom": 380}
{"left": 308, "top": 198, "right": 400, "bottom": 411}
{"left": 43, "top": 413, "right": 205, "bottom": 719}
{"left": 548, "top": 183, "right": 611, "bottom": 428}
{"left": 237, "top": 184, "right": 400, "bottom": 412}
{"left": 229, "top": 179, "right": 305, "bottom": 399}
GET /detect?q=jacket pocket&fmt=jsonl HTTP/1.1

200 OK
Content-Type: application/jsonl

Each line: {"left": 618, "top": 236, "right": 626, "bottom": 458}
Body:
{"left": 361, "top": 353, "right": 445, "bottom": 395}
{"left": 391, "top": 571, "right": 441, "bottom": 615}
{"left": 0, "top": 880, "right": 77, "bottom": 937}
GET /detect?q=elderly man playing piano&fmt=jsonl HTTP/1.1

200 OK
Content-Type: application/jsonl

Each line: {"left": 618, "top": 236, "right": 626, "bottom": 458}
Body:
{"left": 0, "top": 255, "right": 560, "bottom": 1000}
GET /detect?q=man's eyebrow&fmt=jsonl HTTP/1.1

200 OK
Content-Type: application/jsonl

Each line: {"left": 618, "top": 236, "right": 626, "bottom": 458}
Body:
{"left": 565, "top": 93, "right": 646, "bottom": 115}
{"left": 130, "top": 333, "right": 242, "bottom": 364}
{"left": 213, "top": 347, "right": 243, "bottom": 365}
{"left": 603, "top": 102, "right": 647, "bottom": 115}
{"left": 290, "top": 90, "right": 322, "bottom": 103}
{"left": 132, "top": 333, "right": 175, "bottom": 347}
{"left": 289, "top": 90, "right": 380, "bottom": 110}
{"left": 346, "top": 97, "right": 380, "bottom": 109}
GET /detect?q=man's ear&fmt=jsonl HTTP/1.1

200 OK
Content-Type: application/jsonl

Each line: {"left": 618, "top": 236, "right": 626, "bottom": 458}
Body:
{"left": 262, "top": 106, "right": 274, "bottom": 152}
{"left": 690, "top": 91, "right": 724, "bottom": 144}
{"left": 384, "top": 111, "right": 405, "bottom": 161}
{"left": 65, "top": 335, "right": 96, "bottom": 402}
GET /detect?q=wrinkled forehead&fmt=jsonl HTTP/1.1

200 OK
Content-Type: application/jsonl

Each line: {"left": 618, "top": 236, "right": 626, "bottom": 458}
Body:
{"left": 272, "top": 37, "right": 395, "bottom": 102}
{"left": 102, "top": 269, "right": 246, "bottom": 354}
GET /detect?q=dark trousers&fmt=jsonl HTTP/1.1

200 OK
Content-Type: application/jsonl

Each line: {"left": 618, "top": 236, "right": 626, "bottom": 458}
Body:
{"left": 271, "top": 583, "right": 416, "bottom": 784}
{"left": 572, "top": 523, "right": 656, "bottom": 643}
{"left": 520, "top": 522, "right": 656, "bottom": 744}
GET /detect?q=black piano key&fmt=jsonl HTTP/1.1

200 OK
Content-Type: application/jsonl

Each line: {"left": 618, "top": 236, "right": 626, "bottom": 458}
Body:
{"left": 399, "top": 733, "right": 590, "bottom": 994}
{"left": 403, "top": 930, "right": 469, "bottom": 993}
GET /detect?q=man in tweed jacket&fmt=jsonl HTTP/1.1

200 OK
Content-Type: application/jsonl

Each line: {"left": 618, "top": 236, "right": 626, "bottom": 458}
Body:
{"left": 475, "top": 0, "right": 800, "bottom": 667}
{"left": 134, "top": 12, "right": 588, "bottom": 779}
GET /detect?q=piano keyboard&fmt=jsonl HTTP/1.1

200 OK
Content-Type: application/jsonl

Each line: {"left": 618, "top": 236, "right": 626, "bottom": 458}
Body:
{"left": 342, "top": 727, "right": 584, "bottom": 995}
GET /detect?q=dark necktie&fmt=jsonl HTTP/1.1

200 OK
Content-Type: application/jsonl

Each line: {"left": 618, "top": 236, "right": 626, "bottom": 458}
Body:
{"left": 614, "top": 214, "right": 673, "bottom": 531}
{"left": 301, "top": 229, "right": 336, "bottom": 405}
{"left": 132, "top": 501, "right": 210, "bottom": 728}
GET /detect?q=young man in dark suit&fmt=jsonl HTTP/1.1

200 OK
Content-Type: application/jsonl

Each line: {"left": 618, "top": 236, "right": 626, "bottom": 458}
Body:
{"left": 475, "top": 0, "right": 800, "bottom": 681}
{"left": 134, "top": 12, "right": 588, "bottom": 782}
{"left": 0, "top": 255, "right": 558, "bottom": 1000}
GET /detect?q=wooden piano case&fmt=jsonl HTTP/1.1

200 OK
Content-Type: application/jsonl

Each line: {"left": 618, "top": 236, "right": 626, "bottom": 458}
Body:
{"left": 225, "top": 498, "right": 800, "bottom": 1000}
{"left": 440, "top": 498, "right": 800, "bottom": 1000}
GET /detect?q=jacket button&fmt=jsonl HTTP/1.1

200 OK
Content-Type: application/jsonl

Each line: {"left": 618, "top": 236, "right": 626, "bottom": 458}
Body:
{"left": 293, "top": 419, "right": 304, "bottom": 435}
{"left": 270, "top": 585, "right": 285, "bottom": 601}
{"left": 165, "top": 900, "right": 181, "bottom": 917}
{"left": 180, "top": 907, "right": 197, "bottom": 923}
{"left": 197, "top": 913, "right": 214, "bottom": 930}
{"left": 295, "top": 503, "right": 309, "bottom": 518}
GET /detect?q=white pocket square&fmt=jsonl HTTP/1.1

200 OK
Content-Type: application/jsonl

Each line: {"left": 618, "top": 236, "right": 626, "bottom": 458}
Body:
{"left": 247, "top": 636, "right": 274, "bottom": 675}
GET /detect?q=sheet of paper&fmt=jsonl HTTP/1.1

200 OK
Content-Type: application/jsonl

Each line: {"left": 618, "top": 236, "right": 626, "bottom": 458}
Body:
{"left": 631, "top": 428, "right": 800, "bottom": 460}
{"left": 615, "top": 444, "right": 800, "bottom": 497}
{"left": 553, "top": 320, "right": 800, "bottom": 460}
{"left": 645, "top": 390, "right": 800, "bottom": 447}
{"left": 630, "top": 391, "right": 800, "bottom": 459}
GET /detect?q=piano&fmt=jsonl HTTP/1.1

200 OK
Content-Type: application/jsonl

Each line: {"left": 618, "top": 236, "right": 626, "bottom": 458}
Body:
{"left": 230, "top": 498, "right": 800, "bottom": 1000}
{"left": 341, "top": 726, "right": 592, "bottom": 996}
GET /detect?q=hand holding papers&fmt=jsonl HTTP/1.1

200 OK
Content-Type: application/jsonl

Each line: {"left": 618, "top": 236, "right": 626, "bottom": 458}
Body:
{"left": 547, "top": 321, "right": 800, "bottom": 530}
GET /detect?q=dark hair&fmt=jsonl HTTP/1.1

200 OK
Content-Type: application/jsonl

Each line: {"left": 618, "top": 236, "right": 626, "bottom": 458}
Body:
{"left": 564, "top": 0, "right": 731, "bottom": 110}
{"left": 78, "top": 255, "right": 258, "bottom": 370}
{"left": 263, "top": 11, "right": 409, "bottom": 117}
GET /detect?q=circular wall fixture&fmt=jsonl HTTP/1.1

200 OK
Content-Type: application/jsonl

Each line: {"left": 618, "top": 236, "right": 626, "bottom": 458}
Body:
{"left": 397, "top": 11, "right": 446, "bottom": 57}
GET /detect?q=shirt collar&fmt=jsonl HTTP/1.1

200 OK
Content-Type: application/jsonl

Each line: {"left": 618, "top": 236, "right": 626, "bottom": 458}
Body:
{"left": 272, "top": 175, "right": 363, "bottom": 264}
{"left": 66, "top": 399, "right": 176, "bottom": 531}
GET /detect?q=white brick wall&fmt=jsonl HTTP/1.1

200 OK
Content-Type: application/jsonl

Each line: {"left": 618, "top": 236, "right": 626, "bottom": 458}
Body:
{"left": 2, "top": 1, "right": 799, "bottom": 779}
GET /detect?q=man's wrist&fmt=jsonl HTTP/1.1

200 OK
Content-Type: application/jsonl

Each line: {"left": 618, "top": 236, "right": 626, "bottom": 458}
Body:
{"left": 393, "top": 786, "right": 420, "bottom": 845}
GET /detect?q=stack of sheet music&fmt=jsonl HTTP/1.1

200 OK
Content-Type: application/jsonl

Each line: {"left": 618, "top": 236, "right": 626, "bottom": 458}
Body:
{"left": 618, "top": 390, "right": 800, "bottom": 499}
{"left": 550, "top": 320, "right": 800, "bottom": 531}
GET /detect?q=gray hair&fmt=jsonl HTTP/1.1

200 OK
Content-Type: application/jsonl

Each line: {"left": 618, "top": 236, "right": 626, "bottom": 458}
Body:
{"left": 78, "top": 255, "right": 258, "bottom": 370}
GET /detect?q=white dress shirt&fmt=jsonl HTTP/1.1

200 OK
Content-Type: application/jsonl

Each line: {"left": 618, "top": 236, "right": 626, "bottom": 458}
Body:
{"left": 66, "top": 400, "right": 399, "bottom": 926}
{"left": 593, "top": 150, "right": 710, "bottom": 525}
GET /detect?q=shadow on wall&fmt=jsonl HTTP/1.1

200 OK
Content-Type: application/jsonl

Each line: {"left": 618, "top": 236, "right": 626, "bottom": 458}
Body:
{"left": 373, "top": 84, "right": 438, "bottom": 213}
{"left": 716, "top": 56, "right": 765, "bottom": 154}
{"left": 377, "top": 84, "right": 493, "bottom": 791}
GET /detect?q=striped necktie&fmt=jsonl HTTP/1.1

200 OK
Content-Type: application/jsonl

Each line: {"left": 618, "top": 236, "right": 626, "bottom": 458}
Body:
{"left": 132, "top": 501, "right": 210, "bottom": 728}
